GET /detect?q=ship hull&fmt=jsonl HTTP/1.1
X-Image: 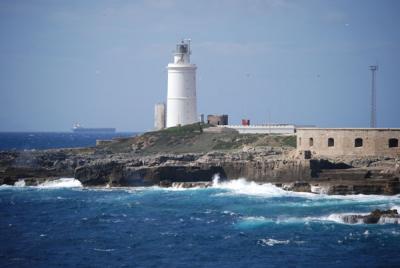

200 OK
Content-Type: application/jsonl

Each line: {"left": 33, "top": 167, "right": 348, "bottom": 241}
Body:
{"left": 72, "top": 128, "right": 116, "bottom": 134}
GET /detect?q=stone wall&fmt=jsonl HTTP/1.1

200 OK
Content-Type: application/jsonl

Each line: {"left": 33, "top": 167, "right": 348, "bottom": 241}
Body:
{"left": 220, "top": 124, "right": 295, "bottom": 134}
{"left": 207, "top": 114, "right": 228, "bottom": 125}
{"left": 297, "top": 128, "right": 400, "bottom": 157}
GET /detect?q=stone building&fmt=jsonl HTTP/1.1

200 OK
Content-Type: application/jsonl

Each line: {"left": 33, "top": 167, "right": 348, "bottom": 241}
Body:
{"left": 296, "top": 128, "right": 400, "bottom": 157}
{"left": 207, "top": 114, "right": 228, "bottom": 126}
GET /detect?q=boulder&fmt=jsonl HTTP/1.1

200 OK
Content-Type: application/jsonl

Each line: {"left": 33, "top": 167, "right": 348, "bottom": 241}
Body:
{"left": 282, "top": 182, "right": 311, "bottom": 192}
{"left": 341, "top": 209, "right": 400, "bottom": 224}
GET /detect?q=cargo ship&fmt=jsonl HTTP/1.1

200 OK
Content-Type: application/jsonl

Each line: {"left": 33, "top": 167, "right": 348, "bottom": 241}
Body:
{"left": 72, "top": 123, "right": 116, "bottom": 133}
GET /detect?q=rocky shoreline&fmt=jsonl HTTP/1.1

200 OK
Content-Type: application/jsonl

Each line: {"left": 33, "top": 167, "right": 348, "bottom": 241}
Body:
{"left": 339, "top": 209, "right": 400, "bottom": 224}
{"left": 1, "top": 144, "right": 399, "bottom": 195}
{"left": 1, "top": 126, "right": 399, "bottom": 195}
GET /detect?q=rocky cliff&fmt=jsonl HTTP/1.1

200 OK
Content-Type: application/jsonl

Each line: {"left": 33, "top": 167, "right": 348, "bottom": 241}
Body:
{"left": 1, "top": 125, "right": 399, "bottom": 195}
{"left": 1, "top": 147, "right": 399, "bottom": 195}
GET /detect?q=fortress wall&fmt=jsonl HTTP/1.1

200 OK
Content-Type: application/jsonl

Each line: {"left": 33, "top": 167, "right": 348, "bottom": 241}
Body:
{"left": 219, "top": 125, "right": 295, "bottom": 134}
{"left": 296, "top": 128, "right": 400, "bottom": 157}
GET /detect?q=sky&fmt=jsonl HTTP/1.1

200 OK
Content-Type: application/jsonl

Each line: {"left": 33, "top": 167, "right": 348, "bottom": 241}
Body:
{"left": 0, "top": 0, "right": 399, "bottom": 132}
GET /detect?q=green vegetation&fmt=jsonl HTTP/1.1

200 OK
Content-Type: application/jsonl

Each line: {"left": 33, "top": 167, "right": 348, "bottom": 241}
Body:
{"left": 157, "top": 122, "right": 211, "bottom": 135}
{"left": 98, "top": 123, "right": 297, "bottom": 154}
{"left": 212, "top": 135, "right": 258, "bottom": 150}
{"left": 281, "top": 135, "right": 297, "bottom": 147}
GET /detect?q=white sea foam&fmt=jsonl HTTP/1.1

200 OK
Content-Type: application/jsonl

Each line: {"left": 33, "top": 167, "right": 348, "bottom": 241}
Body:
{"left": 14, "top": 180, "right": 26, "bottom": 187}
{"left": 274, "top": 213, "right": 368, "bottom": 225}
{"left": 38, "top": 178, "right": 82, "bottom": 188}
{"left": 310, "top": 185, "right": 328, "bottom": 194}
{"left": 237, "top": 215, "right": 325, "bottom": 227}
{"left": 237, "top": 212, "right": 385, "bottom": 226}
{"left": 321, "top": 213, "right": 368, "bottom": 224}
{"left": 212, "top": 178, "right": 292, "bottom": 197}
{"left": 324, "top": 194, "right": 400, "bottom": 202}
{"left": 211, "top": 177, "right": 400, "bottom": 203}
{"left": 212, "top": 174, "right": 221, "bottom": 185}
{"left": 307, "top": 212, "right": 398, "bottom": 225}
{"left": 378, "top": 216, "right": 400, "bottom": 224}
{"left": 98, "top": 174, "right": 400, "bottom": 204}
{"left": 390, "top": 205, "right": 400, "bottom": 211}
{"left": 257, "top": 238, "right": 290, "bottom": 247}
{"left": 238, "top": 216, "right": 273, "bottom": 227}
{"left": 93, "top": 248, "right": 116, "bottom": 252}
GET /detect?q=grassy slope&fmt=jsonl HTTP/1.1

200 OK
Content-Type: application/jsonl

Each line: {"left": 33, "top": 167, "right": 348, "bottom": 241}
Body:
{"left": 99, "top": 123, "right": 296, "bottom": 154}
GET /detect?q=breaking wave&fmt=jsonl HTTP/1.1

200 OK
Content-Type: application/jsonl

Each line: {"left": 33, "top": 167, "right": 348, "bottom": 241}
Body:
{"left": 2, "top": 178, "right": 82, "bottom": 189}
{"left": 212, "top": 177, "right": 297, "bottom": 197}
{"left": 14, "top": 180, "right": 26, "bottom": 187}
{"left": 38, "top": 178, "right": 82, "bottom": 188}
{"left": 237, "top": 211, "right": 400, "bottom": 226}
{"left": 320, "top": 213, "right": 369, "bottom": 224}
{"left": 211, "top": 176, "right": 400, "bottom": 203}
{"left": 320, "top": 213, "right": 398, "bottom": 225}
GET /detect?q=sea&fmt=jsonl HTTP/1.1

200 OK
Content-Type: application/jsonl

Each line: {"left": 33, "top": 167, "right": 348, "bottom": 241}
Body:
{"left": 1, "top": 134, "right": 400, "bottom": 267}
{"left": 0, "top": 132, "right": 137, "bottom": 151}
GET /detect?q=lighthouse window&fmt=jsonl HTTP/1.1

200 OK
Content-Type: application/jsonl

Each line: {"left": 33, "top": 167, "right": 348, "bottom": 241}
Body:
{"left": 389, "top": 138, "right": 398, "bottom": 148}
{"left": 354, "top": 138, "right": 363, "bottom": 147}
{"left": 309, "top": 138, "right": 314, "bottom": 147}
{"left": 328, "top": 138, "right": 334, "bottom": 147}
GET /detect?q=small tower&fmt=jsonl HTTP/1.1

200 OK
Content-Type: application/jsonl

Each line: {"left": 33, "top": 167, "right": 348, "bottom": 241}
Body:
{"left": 154, "top": 103, "right": 166, "bottom": 130}
{"left": 369, "top": 65, "right": 378, "bottom": 128}
{"left": 166, "top": 39, "right": 198, "bottom": 128}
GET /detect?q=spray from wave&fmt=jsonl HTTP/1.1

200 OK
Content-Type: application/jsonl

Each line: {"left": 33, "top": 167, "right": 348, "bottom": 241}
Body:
{"left": 212, "top": 176, "right": 292, "bottom": 197}
{"left": 2, "top": 178, "right": 82, "bottom": 189}
{"left": 38, "top": 178, "right": 82, "bottom": 188}
{"left": 211, "top": 175, "right": 400, "bottom": 203}
{"left": 14, "top": 180, "right": 26, "bottom": 187}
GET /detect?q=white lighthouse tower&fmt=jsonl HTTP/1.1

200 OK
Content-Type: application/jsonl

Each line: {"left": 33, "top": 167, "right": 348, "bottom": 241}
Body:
{"left": 166, "top": 39, "right": 198, "bottom": 128}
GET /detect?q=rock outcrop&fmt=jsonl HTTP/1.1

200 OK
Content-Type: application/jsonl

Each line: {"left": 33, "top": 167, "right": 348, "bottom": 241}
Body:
{"left": 341, "top": 209, "right": 400, "bottom": 224}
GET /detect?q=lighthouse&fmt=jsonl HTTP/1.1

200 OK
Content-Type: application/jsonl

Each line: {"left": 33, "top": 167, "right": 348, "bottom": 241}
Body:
{"left": 166, "top": 39, "right": 198, "bottom": 128}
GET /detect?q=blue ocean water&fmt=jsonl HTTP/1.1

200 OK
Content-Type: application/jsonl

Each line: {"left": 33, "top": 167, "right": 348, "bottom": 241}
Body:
{"left": 1, "top": 179, "right": 400, "bottom": 267}
{"left": 0, "top": 132, "right": 137, "bottom": 151}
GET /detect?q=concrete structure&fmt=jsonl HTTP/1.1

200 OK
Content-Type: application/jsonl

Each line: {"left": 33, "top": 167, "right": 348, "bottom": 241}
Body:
{"left": 219, "top": 124, "right": 296, "bottom": 135}
{"left": 166, "top": 40, "right": 197, "bottom": 128}
{"left": 297, "top": 128, "right": 400, "bottom": 157}
{"left": 154, "top": 103, "right": 166, "bottom": 130}
{"left": 207, "top": 114, "right": 228, "bottom": 126}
